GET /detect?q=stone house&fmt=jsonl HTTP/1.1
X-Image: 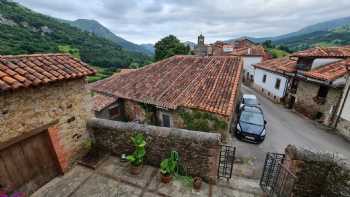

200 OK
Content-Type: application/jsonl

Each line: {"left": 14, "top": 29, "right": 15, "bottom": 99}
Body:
{"left": 193, "top": 34, "right": 208, "bottom": 56}
{"left": 231, "top": 38, "right": 256, "bottom": 49}
{"left": 0, "top": 53, "right": 95, "bottom": 194}
{"left": 253, "top": 57, "right": 297, "bottom": 103}
{"left": 290, "top": 46, "right": 350, "bottom": 126}
{"left": 90, "top": 55, "right": 243, "bottom": 140}
{"left": 334, "top": 61, "right": 350, "bottom": 141}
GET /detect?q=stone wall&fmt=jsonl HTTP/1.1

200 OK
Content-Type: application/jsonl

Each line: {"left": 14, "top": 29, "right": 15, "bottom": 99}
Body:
{"left": 122, "top": 100, "right": 231, "bottom": 141}
{"left": 0, "top": 79, "right": 92, "bottom": 172}
{"left": 87, "top": 118, "right": 221, "bottom": 183}
{"left": 294, "top": 81, "right": 342, "bottom": 125}
{"left": 284, "top": 145, "right": 350, "bottom": 196}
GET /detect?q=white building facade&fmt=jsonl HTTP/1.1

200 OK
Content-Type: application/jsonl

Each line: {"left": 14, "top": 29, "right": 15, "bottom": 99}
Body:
{"left": 242, "top": 56, "right": 263, "bottom": 85}
{"left": 253, "top": 68, "right": 289, "bottom": 102}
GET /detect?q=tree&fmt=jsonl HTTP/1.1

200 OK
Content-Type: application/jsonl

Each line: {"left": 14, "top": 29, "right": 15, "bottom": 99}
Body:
{"left": 154, "top": 35, "right": 190, "bottom": 61}
{"left": 262, "top": 40, "right": 273, "bottom": 48}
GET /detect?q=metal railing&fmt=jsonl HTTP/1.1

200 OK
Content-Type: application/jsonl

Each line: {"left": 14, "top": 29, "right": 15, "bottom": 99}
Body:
{"left": 260, "top": 153, "right": 297, "bottom": 197}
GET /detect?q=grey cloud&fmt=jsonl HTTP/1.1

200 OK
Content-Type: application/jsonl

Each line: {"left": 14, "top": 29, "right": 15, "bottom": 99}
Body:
{"left": 12, "top": 0, "right": 350, "bottom": 44}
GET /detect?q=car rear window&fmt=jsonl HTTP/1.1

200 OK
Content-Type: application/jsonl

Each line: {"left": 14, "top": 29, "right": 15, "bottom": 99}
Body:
{"left": 244, "top": 98, "right": 258, "bottom": 105}
{"left": 240, "top": 111, "right": 264, "bottom": 125}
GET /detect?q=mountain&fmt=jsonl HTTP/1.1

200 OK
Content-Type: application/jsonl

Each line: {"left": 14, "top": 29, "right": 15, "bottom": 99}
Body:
{"left": 68, "top": 19, "right": 153, "bottom": 56}
{"left": 0, "top": 0, "right": 150, "bottom": 68}
{"left": 183, "top": 41, "right": 196, "bottom": 50}
{"left": 140, "top": 43, "right": 155, "bottom": 54}
{"left": 226, "top": 16, "right": 350, "bottom": 44}
{"left": 274, "top": 26, "right": 350, "bottom": 51}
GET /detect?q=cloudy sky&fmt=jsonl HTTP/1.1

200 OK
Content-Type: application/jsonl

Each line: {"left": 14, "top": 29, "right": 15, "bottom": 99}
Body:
{"left": 14, "top": 0, "right": 350, "bottom": 44}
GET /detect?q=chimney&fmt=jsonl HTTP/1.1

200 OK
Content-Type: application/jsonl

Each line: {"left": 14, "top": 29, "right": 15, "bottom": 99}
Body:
{"left": 248, "top": 48, "right": 252, "bottom": 55}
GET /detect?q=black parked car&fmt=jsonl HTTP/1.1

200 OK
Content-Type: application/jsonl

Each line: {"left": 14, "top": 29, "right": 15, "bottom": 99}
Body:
{"left": 235, "top": 105, "right": 267, "bottom": 143}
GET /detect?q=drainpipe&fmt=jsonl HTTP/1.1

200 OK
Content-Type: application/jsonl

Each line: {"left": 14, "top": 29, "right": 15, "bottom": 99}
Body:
{"left": 334, "top": 65, "right": 350, "bottom": 129}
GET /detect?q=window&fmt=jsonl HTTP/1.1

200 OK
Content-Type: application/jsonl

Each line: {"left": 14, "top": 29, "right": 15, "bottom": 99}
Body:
{"left": 109, "top": 105, "right": 121, "bottom": 117}
{"left": 250, "top": 75, "right": 254, "bottom": 82}
{"left": 162, "top": 114, "right": 171, "bottom": 127}
{"left": 262, "top": 75, "right": 267, "bottom": 83}
{"left": 275, "top": 79, "right": 281, "bottom": 90}
{"left": 317, "top": 85, "right": 329, "bottom": 98}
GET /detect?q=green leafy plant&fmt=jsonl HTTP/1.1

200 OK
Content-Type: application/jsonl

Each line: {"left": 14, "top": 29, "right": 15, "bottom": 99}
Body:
{"left": 160, "top": 151, "right": 179, "bottom": 175}
{"left": 127, "top": 134, "right": 146, "bottom": 166}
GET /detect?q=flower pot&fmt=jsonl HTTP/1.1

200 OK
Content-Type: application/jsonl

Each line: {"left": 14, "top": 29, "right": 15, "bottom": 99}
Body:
{"left": 193, "top": 177, "right": 202, "bottom": 190}
{"left": 160, "top": 173, "right": 172, "bottom": 184}
{"left": 129, "top": 164, "right": 143, "bottom": 175}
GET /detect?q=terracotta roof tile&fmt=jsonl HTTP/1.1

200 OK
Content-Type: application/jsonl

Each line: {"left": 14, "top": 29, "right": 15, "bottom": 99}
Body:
{"left": 291, "top": 46, "right": 350, "bottom": 58}
{"left": 230, "top": 45, "right": 267, "bottom": 57}
{"left": 92, "top": 94, "right": 118, "bottom": 112}
{"left": 254, "top": 57, "right": 297, "bottom": 74}
{"left": 0, "top": 53, "right": 95, "bottom": 92}
{"left": 304, "top": 59, "right": 350, "bottom": 81}
{"left": 91, "top": 55, "right": 243, "bottom": 117}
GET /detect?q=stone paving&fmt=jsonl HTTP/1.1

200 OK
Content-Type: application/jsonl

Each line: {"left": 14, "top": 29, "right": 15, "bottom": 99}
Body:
{"left": 32, "top": 156, "right": 263, "bottom": 197}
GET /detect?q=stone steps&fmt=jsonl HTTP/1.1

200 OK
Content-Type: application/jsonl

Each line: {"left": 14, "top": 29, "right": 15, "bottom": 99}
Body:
{"left": 217, "top": 175, "right": 263, "bottom": 196}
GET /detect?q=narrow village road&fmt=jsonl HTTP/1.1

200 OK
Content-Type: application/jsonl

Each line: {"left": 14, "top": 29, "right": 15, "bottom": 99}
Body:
{"left": 230, "top": 85, "right": 350, "bottom": 179}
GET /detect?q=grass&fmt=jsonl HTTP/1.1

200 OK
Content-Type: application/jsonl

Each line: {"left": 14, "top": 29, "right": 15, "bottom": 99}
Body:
{"left": 87, "top": 66, "right": 119, "bottom": 83}
{"left": 267, "top": 48, "right": 289, "bottom": 58}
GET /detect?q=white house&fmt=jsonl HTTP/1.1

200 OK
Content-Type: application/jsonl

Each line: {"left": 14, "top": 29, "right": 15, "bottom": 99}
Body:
{"left": 253, "top": 57, "right": 297, "bottom": 103}
{"left": 232, "top": 45, "right": 270, "bottom": 85}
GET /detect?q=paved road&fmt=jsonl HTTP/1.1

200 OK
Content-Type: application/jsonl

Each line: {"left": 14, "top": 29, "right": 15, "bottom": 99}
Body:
{"left": 230, "top": 85, "right": 350, "bottom": 178}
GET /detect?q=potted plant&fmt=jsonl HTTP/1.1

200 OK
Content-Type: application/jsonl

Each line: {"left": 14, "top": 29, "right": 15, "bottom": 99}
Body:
{"left": 127, "top": 134, "right": 146, "bottom": 175}
{"left": 160, "top": 151, "right": 179, "bottom": 183}
{"left": 193, "top": 177, "right": 202, "bottom": 190}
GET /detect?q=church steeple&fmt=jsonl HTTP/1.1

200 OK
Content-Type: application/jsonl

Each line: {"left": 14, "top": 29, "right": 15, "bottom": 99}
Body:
{"left": 198, "top": 34, "right": 205, "bottom": 46}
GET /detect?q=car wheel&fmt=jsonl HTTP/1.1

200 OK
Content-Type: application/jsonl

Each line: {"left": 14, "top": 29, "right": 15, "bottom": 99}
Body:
{"left": 235, "top": 131, "right": 242, "bottom": 140}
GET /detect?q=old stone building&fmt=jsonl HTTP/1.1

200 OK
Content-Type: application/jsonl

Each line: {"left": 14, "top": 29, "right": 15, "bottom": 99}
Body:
{"left": 193, "top": 34, "right": 208, "bottom": 56}
{"left": 90, "top": 55, "right": 243, "bottom": 140}
{"left": 0, "top": 53, "right": 95, "bottom": 194}
{"left": 290, "top": 47, "right": 350, "bottom": 126}
{"left": 334, "top": 62, "right": 350, "bottom": 141}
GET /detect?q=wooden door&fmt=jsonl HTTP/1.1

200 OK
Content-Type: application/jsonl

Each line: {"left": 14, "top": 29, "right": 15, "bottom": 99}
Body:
{"left": 0, "top": 131, "right": 60, "bottom": 194}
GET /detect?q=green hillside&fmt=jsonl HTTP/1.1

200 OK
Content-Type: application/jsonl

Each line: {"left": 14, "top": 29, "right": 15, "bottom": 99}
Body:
{"left": 68, "top": 19, "right": 153, "bottom": 56}
{"left": 0, "top": 0, "right": 151, "bottom": 68}
{"left": 274, "top": 25, "right": 350, "bottom": 51}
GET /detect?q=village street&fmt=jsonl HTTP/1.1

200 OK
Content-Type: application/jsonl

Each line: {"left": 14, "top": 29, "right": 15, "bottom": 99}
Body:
{"left": 230, "top": 85, "right": 350, "bottom": 179}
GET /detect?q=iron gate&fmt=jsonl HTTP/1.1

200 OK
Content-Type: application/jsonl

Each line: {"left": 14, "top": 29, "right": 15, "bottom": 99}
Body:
{"left": 217, "top": 145, "right": 236, "bottom": 181}
{"left": 260, "top": 152, "right": 297, "bottom": 197}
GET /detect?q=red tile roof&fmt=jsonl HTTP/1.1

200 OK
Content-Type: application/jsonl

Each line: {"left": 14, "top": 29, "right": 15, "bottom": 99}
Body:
{"left": 91, "top": 55, "right": 243, "bottom": 117}
{"left": 304, "top": 59, "right": 350, "bottom": 81}
{"left": 230, "top": 45, "right": 269, "bottom": 58}
{"left": 92, "top": 94, "right": 118, "bottom": 112}
{"left": 291, "top": 46, "right": 350, "bottom": 58}
{"left": 0, "top": 53, "right": 95, "bottom": 92}
{"left": 254, "top": 57, "right": 297, "bottom": 74}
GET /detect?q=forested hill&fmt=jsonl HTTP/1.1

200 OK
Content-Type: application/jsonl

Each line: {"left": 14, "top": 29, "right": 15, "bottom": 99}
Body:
{"left": 0, "top": 0, "right": 151, "bottom": 68}
{"left": 68, "top": 19, "right": 154, "bottom": 56}
{"left": 274, "top": 25, "right": 350, "bottom": 51}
